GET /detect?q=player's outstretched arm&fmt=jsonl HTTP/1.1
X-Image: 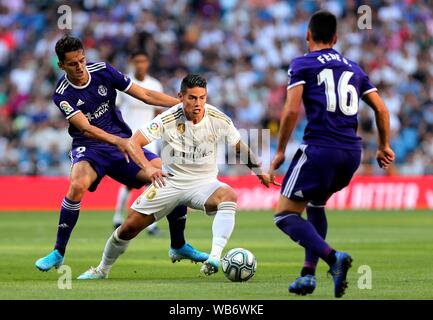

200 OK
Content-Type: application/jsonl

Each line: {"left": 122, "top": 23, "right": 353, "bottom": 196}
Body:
{"left": 128, "top": 129, "right": 151, "bottom": 169}
{"left": 69, "top": 112, "right": 136, "bottom": 161}
{"left": 129, "top": 130, "right": 167, "bottom": 187}
{"left": 235, "top": 140, "right": 280, "bottom": 188}
{"left": 269, "top": 85, "right": 303, "bottom": 181}
{"left": 126, "top": 83, "right": 180, "bottom": 108}
{"left": 362, "top": 91, "right": 395, "bottom": 169}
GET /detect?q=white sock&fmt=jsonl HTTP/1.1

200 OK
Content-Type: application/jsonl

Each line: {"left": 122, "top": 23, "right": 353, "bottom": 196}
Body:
{"left": 147, "top": 221, "right": 158, "bottom": 231}
{"left": 210, "top": 202, "right": 236, "bottom": 260}
{"left": 97, "top": 228, "right": 130, "bottom": 274}
{"left": 113, "top": 186, "right": 130, "bottom": 225}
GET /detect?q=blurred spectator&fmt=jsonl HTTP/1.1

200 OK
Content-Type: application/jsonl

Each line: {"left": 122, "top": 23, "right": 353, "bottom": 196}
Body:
{"left": 1, "top": 0, "right": 433, "bottom": 176}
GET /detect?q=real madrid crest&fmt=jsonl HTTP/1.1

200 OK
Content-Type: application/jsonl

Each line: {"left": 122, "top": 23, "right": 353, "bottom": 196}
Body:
{"left": 98, "top": 85, "right": 107, "bottom": 96}
{"left": 177, "top": 123, "right": 185, "bottom": 134}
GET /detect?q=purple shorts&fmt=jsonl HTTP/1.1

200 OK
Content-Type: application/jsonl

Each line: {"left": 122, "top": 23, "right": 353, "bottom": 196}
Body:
{"left": 281, "top": 144, "right": 361, "bottom": 204}
{"left": 70, "top": 145, "right": 159, "bottom": 192}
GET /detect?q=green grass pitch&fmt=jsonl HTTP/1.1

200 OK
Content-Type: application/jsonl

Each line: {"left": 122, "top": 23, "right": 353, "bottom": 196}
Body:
{"left": 1, "top": 209, "right": 433, "bottom": 300}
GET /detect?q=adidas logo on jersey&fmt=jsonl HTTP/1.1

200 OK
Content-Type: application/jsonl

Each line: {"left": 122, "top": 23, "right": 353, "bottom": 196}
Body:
{"left": 76, "top": 99, "right": 84, "bottom": 106}
{"left": 294, "top": 190, "right": 304, "bottom": 198}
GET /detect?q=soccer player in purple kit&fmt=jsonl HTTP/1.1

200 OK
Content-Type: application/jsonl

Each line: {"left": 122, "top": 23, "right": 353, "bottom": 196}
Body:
{"left": 35, "top": 35, "right": 208, "bottom": 272}
{"left": 269, "top": 11, "right": 395, "bottom": 298}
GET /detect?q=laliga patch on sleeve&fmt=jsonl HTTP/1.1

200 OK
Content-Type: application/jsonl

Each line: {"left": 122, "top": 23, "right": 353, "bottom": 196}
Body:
{"left": 60, "top": 100, "right": 74, "bottom": 115}
{"left": 149, "top": 122, "right": 159, "bottom": 132}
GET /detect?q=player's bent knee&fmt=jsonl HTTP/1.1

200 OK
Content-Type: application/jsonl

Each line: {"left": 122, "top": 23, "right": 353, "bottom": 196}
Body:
{"left": 205, "top": 186, "right": 237, "bottom": 212}
{"left": 68, "top": 180, "right": 90, "bottom": 200}
{"left": 204, "top": 201, "right": 237, "bottom": 216}
{"left": 220, "top": 188, "right": 237, "bottom": 203}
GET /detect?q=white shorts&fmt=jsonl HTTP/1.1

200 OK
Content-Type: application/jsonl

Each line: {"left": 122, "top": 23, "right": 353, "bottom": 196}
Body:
{"left": 131, "top": 180, "right": 228, "bottom": 221}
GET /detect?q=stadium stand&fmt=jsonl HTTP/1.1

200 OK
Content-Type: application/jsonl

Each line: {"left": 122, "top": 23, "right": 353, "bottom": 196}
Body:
{"left": 1, "top": 0, "right": 432, "bottom": 176}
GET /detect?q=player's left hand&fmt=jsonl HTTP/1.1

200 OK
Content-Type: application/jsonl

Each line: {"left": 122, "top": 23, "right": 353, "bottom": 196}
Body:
{"left": 145, "top": 167, "right": 167, "bottom": 188}
{"left": 376, "top": 145, "right": 395, "bottom": 169}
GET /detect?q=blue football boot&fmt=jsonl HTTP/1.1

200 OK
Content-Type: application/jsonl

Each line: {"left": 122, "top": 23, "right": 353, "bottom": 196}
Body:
{"left": 200, "top": 257, "right": 220, "bottom": 275}
{"left": 169, "top": 243, "right": 209, "bottom": 264}
{"left": 289, "top": 275, "right": 316, "bottom": 295}
{"left": 35, "top": 249, "right": 64, "bottom": 272}
{"left": 328, "top": 251, "right": 353, "bottom": 298}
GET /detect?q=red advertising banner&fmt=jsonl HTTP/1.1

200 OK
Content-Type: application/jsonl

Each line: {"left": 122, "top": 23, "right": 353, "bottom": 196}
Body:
{"left": 0, "top": 175, "right": 432, "bottom": 211}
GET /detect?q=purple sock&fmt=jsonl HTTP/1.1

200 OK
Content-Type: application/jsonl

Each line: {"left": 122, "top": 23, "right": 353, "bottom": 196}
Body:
{"left": 54, "top": 197, "right": 80, "bottom": 256}
{"left": 274, "top": 211, "right": 332, "bottom": 262}
{"left": 166, "top": 205, "right": 187, "bottom": 249}
{"left": 304, "top": 205, "right": 328, "bottom": 269}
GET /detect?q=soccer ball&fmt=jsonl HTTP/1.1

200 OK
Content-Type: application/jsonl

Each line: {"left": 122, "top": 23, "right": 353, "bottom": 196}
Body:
{"left": 221, "top": 248, "right": 257, "bottom": 282}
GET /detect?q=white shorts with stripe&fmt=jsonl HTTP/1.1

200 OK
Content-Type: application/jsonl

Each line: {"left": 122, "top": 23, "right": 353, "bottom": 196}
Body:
{"left": 131, "top": 179, "right": 228, "bottom": 221}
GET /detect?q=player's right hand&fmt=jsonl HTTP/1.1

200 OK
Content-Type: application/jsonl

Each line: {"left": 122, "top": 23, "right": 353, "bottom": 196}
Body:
{"left": 269, "top": 152, "right": 285, "bottom": 184}
{"left": 376, "top": 146, "right": 395, "bottom": 169}
{"left": 257, "top": 173, "right": 281, "bottom": 188}
{"left": 115, "top": 137, "right": 133, "bottom": 163}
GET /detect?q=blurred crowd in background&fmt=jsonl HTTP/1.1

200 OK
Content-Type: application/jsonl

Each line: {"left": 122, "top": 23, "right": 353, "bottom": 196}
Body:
{"left": 1, "top": 0, "right": 433, "bottom": 176}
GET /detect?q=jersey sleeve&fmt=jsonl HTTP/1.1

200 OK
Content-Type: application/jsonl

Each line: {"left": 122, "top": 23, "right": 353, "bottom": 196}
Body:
{"left": 208, "top": 107, "right": 241, "bottom": 146}
{"left": 359, "top": 68, "right": 377, "bottom": 97}
{"left": 287, "top": 58, "right": 306, "bottom": 90}
{"left": 106, "top": 63, "right": 133, "bottom": 92}
{"left": 225, "top": 120, "right": 241, "bottom": 146}
{"left": 53, "top": 94, "right": 81, "bottom": 120}
{"left": 138, "top": 115, "right": 163, "bottom": 143}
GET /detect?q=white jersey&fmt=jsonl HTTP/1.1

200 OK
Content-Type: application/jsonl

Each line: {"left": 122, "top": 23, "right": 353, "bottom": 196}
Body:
{"left": 118, "top": 74, "right": 163, "bottom": 154}
{"left": 139, "top": 103, "right": 241, "bottom": 189}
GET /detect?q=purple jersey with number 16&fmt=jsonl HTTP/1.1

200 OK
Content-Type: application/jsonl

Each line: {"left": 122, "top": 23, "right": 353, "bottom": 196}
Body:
{"left": 281, "top": 48, "right": 376, "bottom": 203}
{"left": 288, "top": 48, "right": 377, "bottom": 151}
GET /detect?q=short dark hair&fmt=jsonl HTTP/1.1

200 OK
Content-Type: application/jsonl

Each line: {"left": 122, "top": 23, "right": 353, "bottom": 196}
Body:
{"left": 180, "top": 74, "right": 207, "bottom": 93}
{"left": 308, "top": 10, "right": 337, "bottom": 44}
{"left": 55, "top": 35, "right": 84, "bottom": 62}
{"left": 130, "top": 50, "right": 149, "bottom": 59}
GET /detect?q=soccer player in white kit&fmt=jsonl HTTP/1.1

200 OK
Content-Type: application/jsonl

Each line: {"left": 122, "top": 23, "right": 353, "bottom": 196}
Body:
{"left": 78, "top": 74, "right": 278, "bottom": 279}
{"left": 113, "top": 51, "right": 162, "bottom": 234}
